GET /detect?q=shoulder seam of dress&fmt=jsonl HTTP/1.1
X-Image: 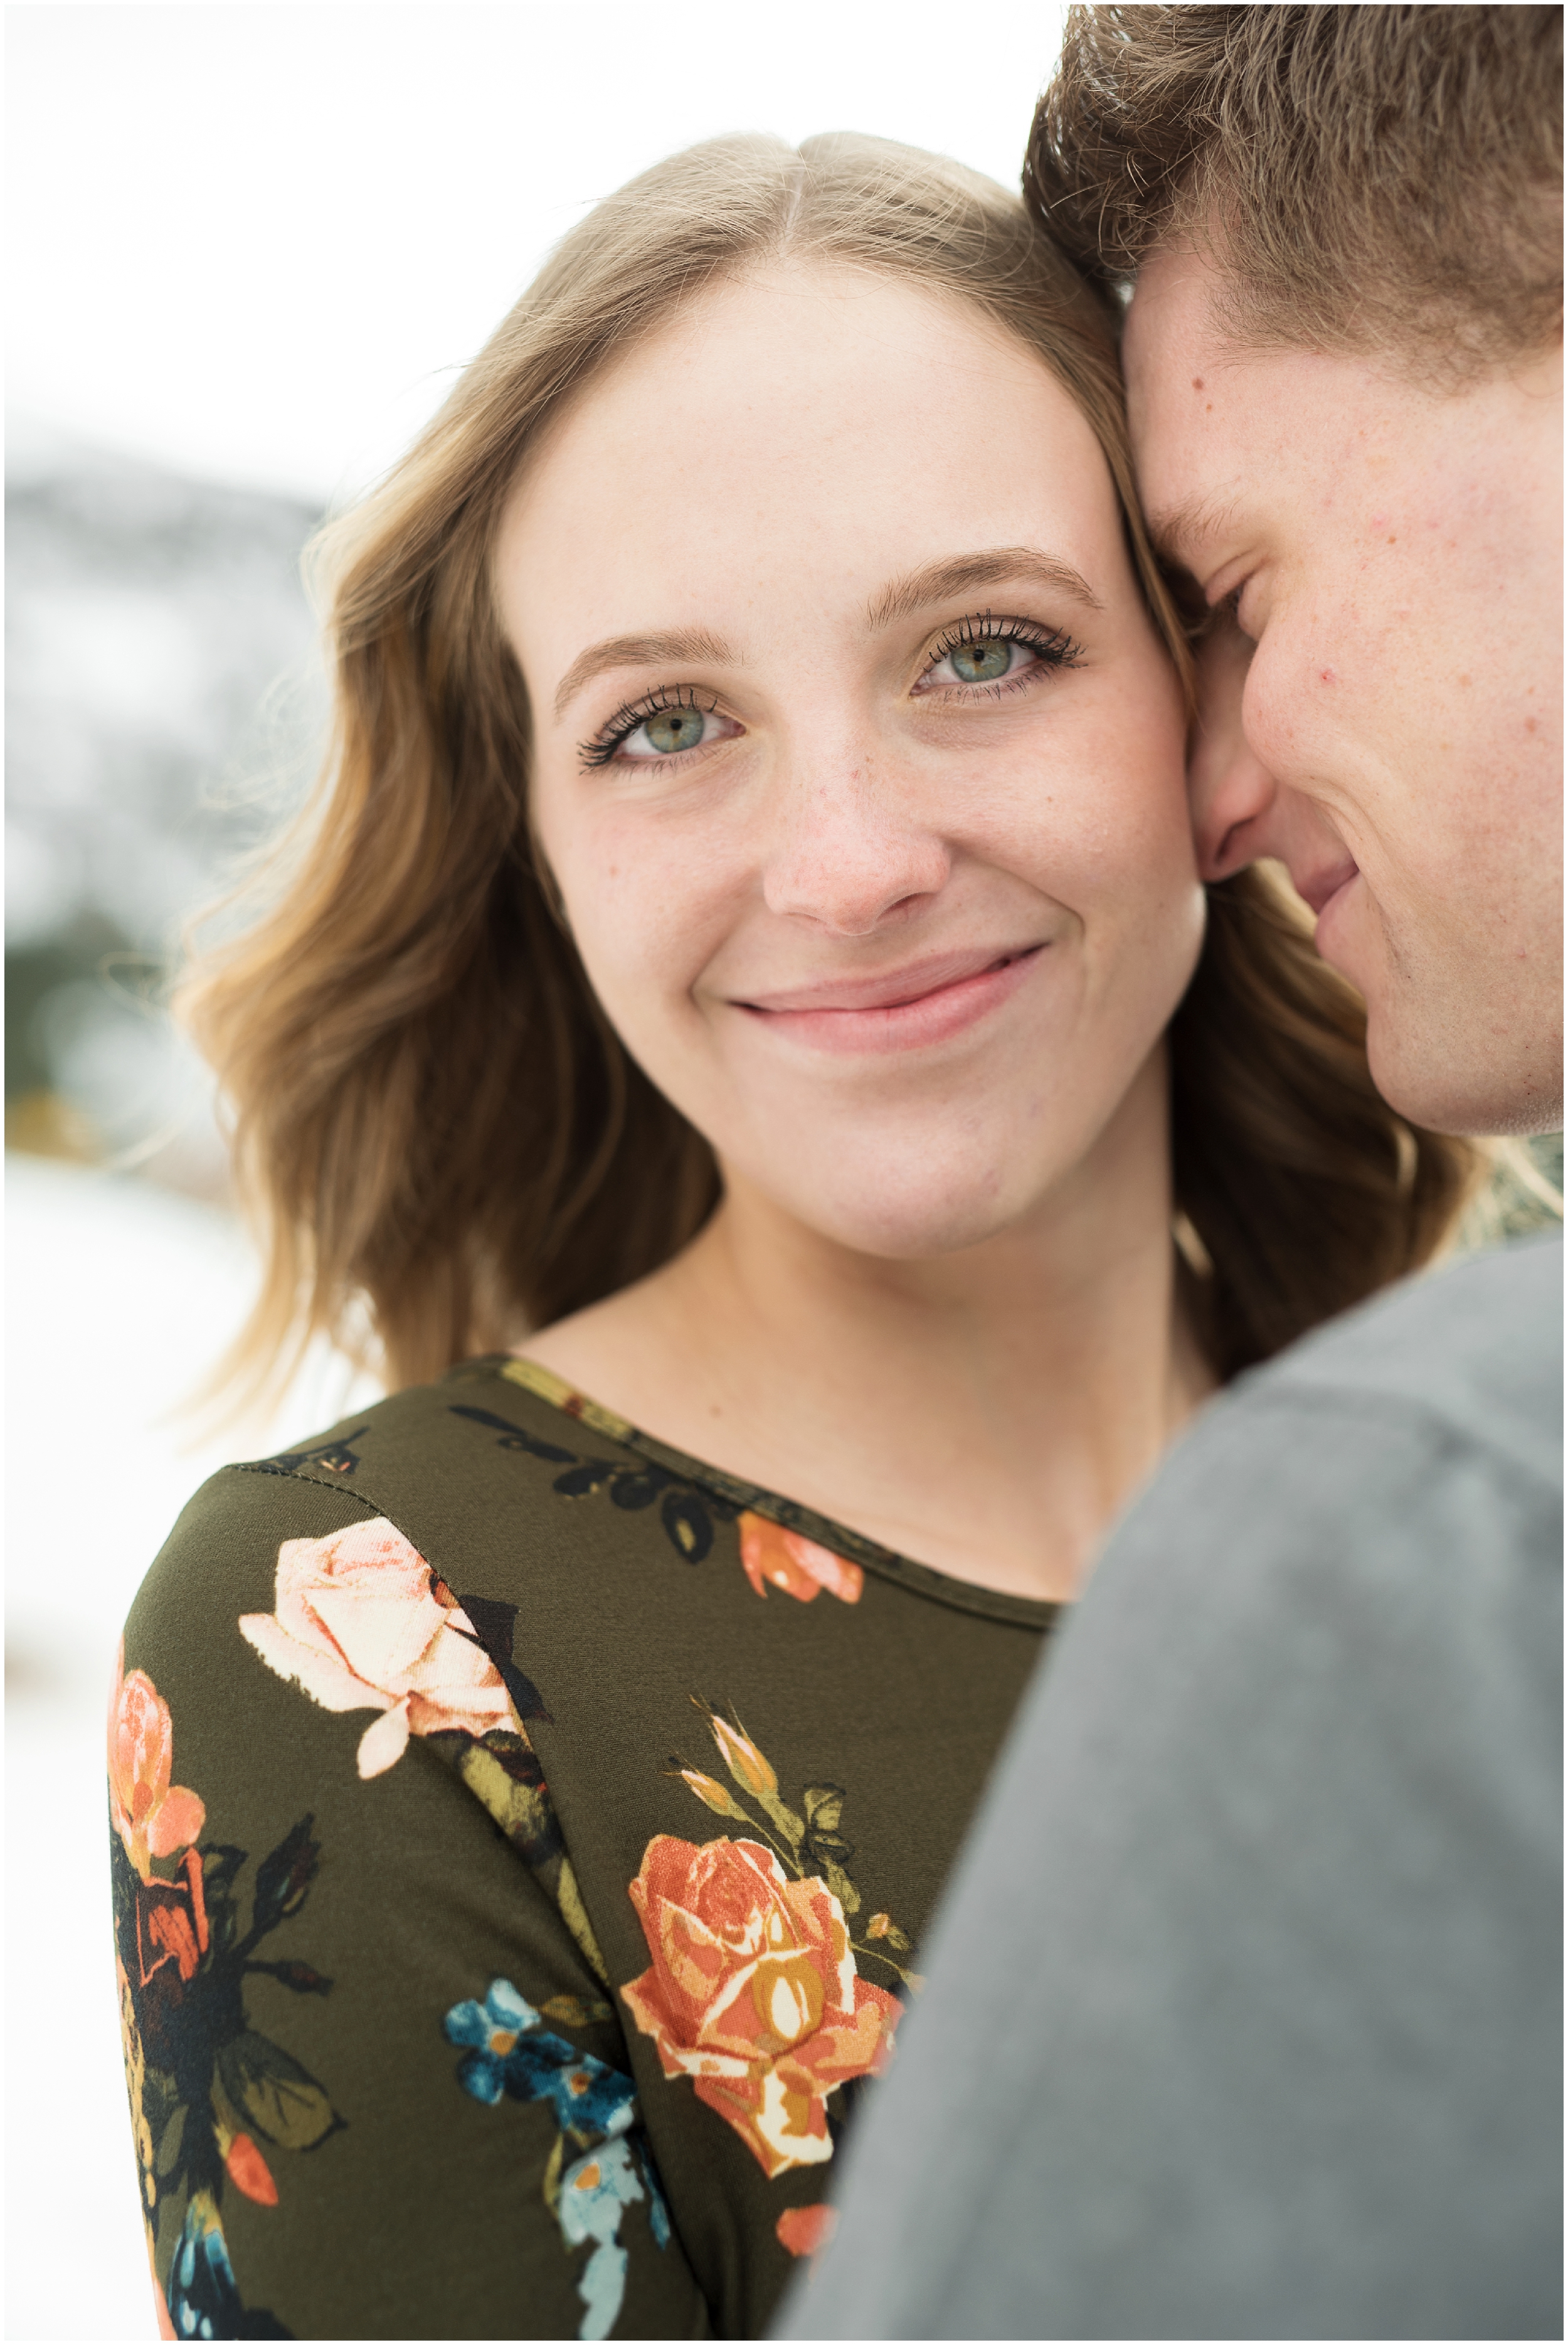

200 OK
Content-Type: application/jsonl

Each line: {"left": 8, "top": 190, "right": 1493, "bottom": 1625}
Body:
{"left": 224, "top": 1460, "right": 382, "bottom": 1508}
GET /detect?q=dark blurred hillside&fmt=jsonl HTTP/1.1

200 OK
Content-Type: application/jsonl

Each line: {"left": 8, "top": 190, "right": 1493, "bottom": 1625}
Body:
{"left": 6, "top": 428, "right": 324, "bottom": 1189}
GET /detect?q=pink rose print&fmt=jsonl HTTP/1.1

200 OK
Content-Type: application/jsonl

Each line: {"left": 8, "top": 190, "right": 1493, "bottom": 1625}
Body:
{"left": 109, "top": 1639, "right": 207, "bottom": 1883}
{"left": 238, "top": 1518, "right": 518, "bottom": 1776}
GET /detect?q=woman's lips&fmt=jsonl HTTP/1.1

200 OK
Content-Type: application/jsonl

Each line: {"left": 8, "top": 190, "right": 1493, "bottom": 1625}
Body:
{"left": 734, "top": 944, "right": 1047, "bottom": 1056}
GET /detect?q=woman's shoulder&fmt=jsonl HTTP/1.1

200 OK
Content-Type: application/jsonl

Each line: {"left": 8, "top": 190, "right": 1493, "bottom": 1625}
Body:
{"left": 123, "top": 1360, "right": 525, "bottom": 1674}
{"left": 144, "top": 1354, "right": 607, "bottom": 1588}
{"left": 126, "top": 1350, "right": 726, "bottom": 1691}
{"left": 127, "top": 1344, "right": 1057, "bottom": 1782}
{"left": 200, "top": 1350, "right": 825, "bottom": 1605}
{"left": 134, "top": 1347, "right": 1059, "bottom": 1664}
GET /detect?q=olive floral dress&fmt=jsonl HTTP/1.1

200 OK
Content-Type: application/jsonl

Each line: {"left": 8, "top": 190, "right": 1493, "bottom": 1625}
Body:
{"left": 110, "top": 1355, "right": 1057, "bottom": 2340}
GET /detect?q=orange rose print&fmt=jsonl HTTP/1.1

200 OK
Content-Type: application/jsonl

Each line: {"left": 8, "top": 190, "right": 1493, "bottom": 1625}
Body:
{"left": 621, "top": 1835, "right": 901, "bottom": 2179}
{"left": 739, "top": 1513, "right": 863, "bottom": 1605}
{"left": 109, "top": 1639, "right": 206, "bottom": 1883}
{"left": 776, "top": 2203, "right": 838, "bottom": 2257}
{"left": 238, "top": 1517, "right": 519, "bottom": 1776}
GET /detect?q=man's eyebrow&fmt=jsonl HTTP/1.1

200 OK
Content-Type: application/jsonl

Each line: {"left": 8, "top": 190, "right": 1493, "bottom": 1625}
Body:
{"left": 1146, "top": 493, "right": 1242, "bottom": 573}
{"left": 552, "top": 629, "right": 735, "bottom": 723}
{"left": 867, "top": 548, "right": 1102, "bottom": 631}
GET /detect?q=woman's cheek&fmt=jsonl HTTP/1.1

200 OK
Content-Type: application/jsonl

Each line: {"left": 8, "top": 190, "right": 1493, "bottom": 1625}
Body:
{"left": 1064, "top": 750, "right": 1202, "bottom": 997}
{"left": 1046, "top": 734, "right": 1194, "bottom": 910}
{"left": 564, "top": 847, "right": 731, "bottom": 1056}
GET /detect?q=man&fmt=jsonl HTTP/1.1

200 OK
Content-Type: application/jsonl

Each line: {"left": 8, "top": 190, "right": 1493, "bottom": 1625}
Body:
{"left": 781, "top": 9, "right": 1562, "bottom": 2337}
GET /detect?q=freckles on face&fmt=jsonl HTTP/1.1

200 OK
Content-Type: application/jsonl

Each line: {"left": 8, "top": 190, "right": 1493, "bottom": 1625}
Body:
{"left": 494, "top": 265, "right": 1200, "bottom": 1252}
{"left": 1129, "top": 255, "right": 1426, "bottom": 857}
{"left": 1129, "top": 248, "right": 1563, "bottom": 1131}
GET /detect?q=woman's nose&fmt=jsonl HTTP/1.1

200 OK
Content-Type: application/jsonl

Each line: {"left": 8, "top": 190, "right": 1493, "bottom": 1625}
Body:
{"left": 1189, "top": 613, "right": 1279, "bottom": 881}
{"left": 760, "top": 758, "right": 951, "bottom": 936}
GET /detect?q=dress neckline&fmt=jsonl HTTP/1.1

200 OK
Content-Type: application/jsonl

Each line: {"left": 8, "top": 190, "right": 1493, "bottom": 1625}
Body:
{"left": 489, "top": 1353, "right": 1063, "bottom": 1631}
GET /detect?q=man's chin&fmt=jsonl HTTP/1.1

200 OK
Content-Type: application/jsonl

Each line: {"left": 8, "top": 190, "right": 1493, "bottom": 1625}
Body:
{"left": 1365, "top": 1012, "right": 1560, "bottom": 1139}
{"left": 1345, "top": 897, "right": 1562, "bottom": 1133}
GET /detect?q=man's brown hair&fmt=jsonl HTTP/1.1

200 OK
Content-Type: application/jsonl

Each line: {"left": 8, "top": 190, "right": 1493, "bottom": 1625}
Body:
{"left": 1028, "top": 4, "right": 1562, "bottom": 372}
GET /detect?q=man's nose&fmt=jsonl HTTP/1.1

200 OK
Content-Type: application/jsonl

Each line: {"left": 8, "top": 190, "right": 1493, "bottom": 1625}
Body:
{"left": 761, "top": 755, "right": 951, "bottom": 936}
{"left": 1188, "top": 612, "right": 1281, "bottom": 881}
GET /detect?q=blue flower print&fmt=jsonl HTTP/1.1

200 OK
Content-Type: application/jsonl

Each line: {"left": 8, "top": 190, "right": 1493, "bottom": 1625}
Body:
{"left": 445, "top": 1977, "right": 637, "bottom": 2135}
{"left": 166, "top": 2191, "right": 290, "bottom": 2339}
{"left": 559, "top": 2138, "right": 647, "bottom": 2341}
{"left": 442, "top": 1974, "right": 538, "bottom": 2100}
{"left": 443, "top": 1977, "right": 669, "bottom": 2340}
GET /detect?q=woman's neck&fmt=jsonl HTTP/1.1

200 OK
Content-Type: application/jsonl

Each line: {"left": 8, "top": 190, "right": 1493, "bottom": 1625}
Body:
{"left": 522, "top": 1060, "right": 1214, "bottom": 1603}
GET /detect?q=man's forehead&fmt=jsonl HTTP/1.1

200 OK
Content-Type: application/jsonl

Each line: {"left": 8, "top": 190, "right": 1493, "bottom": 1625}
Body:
{"left": 1125, "top": 250, "right": 1252, "bottom": 573}
{"left": 1124, "top": 242, "right": 1222, "bottom": 370}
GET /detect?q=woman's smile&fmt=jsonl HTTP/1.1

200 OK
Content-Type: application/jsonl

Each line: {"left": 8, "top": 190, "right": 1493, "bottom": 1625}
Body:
{"left": 729, "top": 942, "right": 1049, "bottom": 1056}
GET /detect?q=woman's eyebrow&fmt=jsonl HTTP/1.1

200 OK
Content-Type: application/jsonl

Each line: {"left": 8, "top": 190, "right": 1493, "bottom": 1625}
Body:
{"left": 549, "top": 548, "right": 1098, "bottom": 719}
{"left": 553, "top": 628, "right": 735, "bottom": 721}
{"left": 867, "top": 548, "right": 1102, "bottom": 630}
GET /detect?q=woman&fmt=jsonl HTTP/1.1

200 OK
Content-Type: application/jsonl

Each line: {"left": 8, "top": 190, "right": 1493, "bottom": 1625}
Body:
{"left": 110, "top": 133, "right": 1480, "bottom": 2342}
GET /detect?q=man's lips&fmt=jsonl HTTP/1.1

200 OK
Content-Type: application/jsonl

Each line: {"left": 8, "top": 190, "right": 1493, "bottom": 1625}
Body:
{"left": 1293, "top": 856, "right": 1360, "bottom": 919}
{"left": 731, "top": 944, "right": 1047, "bottom": 1055}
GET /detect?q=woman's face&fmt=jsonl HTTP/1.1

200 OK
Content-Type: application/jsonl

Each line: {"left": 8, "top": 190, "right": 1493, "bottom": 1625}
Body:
{"left": 497, "top": 265, "right": 1202, "bottom": 1262}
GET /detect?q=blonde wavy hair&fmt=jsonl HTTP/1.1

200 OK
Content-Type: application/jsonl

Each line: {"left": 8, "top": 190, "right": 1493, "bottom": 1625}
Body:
{"left": 181, "top": 130, "right": 1485, "bottom": 1403}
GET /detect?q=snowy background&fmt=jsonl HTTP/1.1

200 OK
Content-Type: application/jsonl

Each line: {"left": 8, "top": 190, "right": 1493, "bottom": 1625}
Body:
{"left": 7, "top": 6, "right": 1070, "bottom": 2336}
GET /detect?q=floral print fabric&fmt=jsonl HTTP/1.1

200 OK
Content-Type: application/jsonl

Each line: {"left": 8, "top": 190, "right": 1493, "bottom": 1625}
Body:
{"left": 110, "top": 1353, "right": 1053, "bottom": 2337}
{"left": 623, "top": 1836, "right": 899, "bottom": 2178}
{"left": 738, "top": 1514, "right": 864, "bottom": 1605}
{"left": 110, "top": 1643, "right": 340, "bottom": 2339}
{"left": 110, "top": 1653, "right": 207, "bottom": 1880}
{"left": 239, "top": 1518, "right": 521, "bottom": 1775}
{"left": 445, "top": 1977, "right": 671, "bottom": 2340}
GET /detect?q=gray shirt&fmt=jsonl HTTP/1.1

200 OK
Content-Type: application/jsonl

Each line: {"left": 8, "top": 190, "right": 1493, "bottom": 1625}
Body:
{"left": 780, "top": 1234, "right": 1562, "bottom": 2341}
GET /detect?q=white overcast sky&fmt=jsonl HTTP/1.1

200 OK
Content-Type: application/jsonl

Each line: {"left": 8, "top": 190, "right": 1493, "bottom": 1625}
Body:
{"left": 8, "top": 1, "right": 1069, "bottom": 505}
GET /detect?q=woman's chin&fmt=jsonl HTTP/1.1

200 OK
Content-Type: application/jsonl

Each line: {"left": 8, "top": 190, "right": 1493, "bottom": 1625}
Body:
{"left": 754, "top": 1158, "right": 1046, "bottom": 1265}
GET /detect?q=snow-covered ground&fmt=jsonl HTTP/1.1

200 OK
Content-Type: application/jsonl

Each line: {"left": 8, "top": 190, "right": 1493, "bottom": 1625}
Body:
{"left": 6, "top": 1155, "right": 377, "bottom": 2341}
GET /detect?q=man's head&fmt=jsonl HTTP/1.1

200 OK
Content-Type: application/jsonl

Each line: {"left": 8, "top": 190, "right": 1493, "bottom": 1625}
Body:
{"left": 1030, "top": 6, "right": 1563, "bottom": 1136}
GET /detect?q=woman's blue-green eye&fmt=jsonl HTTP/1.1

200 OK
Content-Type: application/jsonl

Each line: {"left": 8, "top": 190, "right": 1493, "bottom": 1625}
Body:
{"left": 641, "top": 705, "right": 708, "bottom": 755}
{"left": 950, "top": 639, "right": 1014, "bottom": 684}
{"left": 589, "top": 699, "right": 739, "bottom": 768}
{"left": 921, "top": 633, "right": 1051, "bottom": 694}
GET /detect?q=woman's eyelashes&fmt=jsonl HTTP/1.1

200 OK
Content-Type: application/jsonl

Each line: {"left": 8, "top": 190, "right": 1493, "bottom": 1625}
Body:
{"left": 913, "top": 614, "right": 1083, "bottom": 699}
{"left": 580, "top": 688, "right": 738, "bottom": 770}
{"left": 576, "top": 615, "right": 1084, "bottom": 770}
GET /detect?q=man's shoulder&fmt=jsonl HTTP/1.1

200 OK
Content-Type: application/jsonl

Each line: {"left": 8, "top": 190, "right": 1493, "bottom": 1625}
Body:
{"left": 1087, "top": 1231, "right": 1562, "bottom": 1632}
{"left": 1052, "top": 1233, "right": 1564, "bottom": 1814}
{"left": 1241, "top": 1230, "right": 1562, "bottom": 1488}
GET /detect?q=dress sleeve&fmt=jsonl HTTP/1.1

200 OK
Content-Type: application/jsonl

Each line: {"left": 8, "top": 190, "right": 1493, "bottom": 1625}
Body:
{"left": 110, "top": 1464, "right": 711, "bottom": 2341}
